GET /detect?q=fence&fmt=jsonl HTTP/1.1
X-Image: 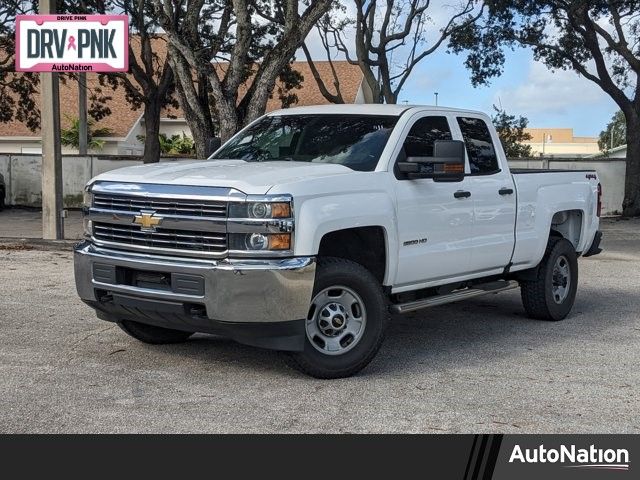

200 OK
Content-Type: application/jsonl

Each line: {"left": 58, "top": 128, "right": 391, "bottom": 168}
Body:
{"left": 0, "top": 154, "right": 194, "bottom": 208}
{"left": 0, "top": 154, "right": 627, "bottom": 215}
{"left": 508, "top": 157, "right": 626, "bottom": 215}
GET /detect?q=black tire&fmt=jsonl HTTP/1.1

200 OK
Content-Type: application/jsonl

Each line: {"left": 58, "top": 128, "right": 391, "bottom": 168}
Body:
{"left": 520, "top": 237, "right": 578, "bottom": 321}
{"left": 117, "top": 319, "right": 194, "bottom": 344}
{"left": 286, "top": 257, "right": 389, "bottom": 379}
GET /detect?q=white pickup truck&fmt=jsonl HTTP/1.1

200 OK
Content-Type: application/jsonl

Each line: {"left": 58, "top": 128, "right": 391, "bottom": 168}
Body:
{"left": 75, "top": 105, "right": 603, "bottom": 378}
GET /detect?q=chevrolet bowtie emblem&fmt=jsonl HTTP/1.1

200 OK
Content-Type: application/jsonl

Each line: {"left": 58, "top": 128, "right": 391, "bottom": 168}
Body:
{"left": 133, "top": 211, "right": 163, "bottom": 231}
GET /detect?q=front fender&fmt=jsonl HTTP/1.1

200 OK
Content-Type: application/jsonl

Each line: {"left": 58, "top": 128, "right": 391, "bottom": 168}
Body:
{"left": 293, "top": 192, "right": 398, "bottom": 285}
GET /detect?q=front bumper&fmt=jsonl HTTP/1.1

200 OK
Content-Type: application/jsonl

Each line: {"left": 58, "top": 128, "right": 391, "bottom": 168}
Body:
{"left": 74, "top": 241, "right": 316, "bottom": 350}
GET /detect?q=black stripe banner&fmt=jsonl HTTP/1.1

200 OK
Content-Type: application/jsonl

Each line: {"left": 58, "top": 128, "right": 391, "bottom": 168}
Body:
{"left": 0, "top": 434, "right": 635, "bottom": 478}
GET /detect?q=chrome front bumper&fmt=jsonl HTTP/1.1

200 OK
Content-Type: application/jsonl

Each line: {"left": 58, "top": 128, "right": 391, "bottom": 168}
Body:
{"left": 74, "top": 241, "right": 316, "bottom": 324}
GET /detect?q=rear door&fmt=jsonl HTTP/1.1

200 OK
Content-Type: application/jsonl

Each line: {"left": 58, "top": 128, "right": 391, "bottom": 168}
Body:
{"left": 393, "top": 114, "right": 474, "bottom": 288}
{"left": 455, "top": 116, "right": 517, "bottom": 274}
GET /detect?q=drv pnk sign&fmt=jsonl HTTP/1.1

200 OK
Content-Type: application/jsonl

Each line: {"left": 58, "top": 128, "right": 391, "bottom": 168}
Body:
{"left": 16, "top": 15, "right": 128, "bottom": 72}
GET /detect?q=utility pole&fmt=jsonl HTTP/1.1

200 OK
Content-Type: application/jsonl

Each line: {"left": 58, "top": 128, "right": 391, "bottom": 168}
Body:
{"left": 611, "top": 128, "right": 614, "bottom": 150}
{"left": 78, "top": 73, "right": 88, "bottom": 155}
{"left": 78, "top": 0, "right": 88, "bottom": 156}
{"left": 40, "top": 0, "right": 64, "bottom": 239}
{"left": 434, "top": 92, "right": 439, "bottom": 106}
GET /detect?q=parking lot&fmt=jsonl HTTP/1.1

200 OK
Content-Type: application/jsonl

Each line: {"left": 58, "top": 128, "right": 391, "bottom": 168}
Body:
{"left": 0, "top": 215, "right": 638, "bottom": 433}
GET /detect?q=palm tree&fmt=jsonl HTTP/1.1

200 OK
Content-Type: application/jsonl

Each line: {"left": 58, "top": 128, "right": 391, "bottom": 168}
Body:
{"left": 60, "top": 115, "right": 113, "bottom": 151}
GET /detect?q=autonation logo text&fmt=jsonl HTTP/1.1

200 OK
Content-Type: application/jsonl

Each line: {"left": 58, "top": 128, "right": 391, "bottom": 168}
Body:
{"left": 509, "top": 444, "right": 630, "bottom": 471}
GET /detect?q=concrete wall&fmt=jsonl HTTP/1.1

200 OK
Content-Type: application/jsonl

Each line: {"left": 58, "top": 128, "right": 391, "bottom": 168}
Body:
{"left": 0, "top": 153, "right": 627, "bottom": 215}
{"left": 509, "top": 157, "right": 627, "bottom": 215}
{"left": 0, "top": 154, "right": 194, "bottom": 208}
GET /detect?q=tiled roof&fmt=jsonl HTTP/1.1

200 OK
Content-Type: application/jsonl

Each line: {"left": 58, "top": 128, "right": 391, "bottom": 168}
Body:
{"left": 0, "top": 47, "right": 364, "bottom": 139}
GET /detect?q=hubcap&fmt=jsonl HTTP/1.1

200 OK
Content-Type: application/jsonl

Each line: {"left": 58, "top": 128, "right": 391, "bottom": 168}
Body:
{"left": 552, "top": 255, "right": 571, "bottom": 304}
{"left": 306, "top": 286, "right": 367, "bottom": 356}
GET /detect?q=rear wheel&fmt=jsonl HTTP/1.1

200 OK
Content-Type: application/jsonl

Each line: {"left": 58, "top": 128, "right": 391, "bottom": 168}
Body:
{"left": 117, "top": 319, "right": 194, "bottom": 344}
{"left": 286, "top": 257, "right": 389, "bottom": 379}
{"left": 520, "top": 237, "right": 578, "bottom": 321}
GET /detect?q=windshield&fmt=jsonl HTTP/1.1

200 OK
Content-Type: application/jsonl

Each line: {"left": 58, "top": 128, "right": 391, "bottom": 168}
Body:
{"left": 211, "top": 114, "right": 399, "bottom": 172}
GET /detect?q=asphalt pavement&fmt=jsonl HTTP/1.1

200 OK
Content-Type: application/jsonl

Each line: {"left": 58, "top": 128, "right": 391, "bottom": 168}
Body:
{"left": 0, "top": 218, "right": 638, "bottom": 433}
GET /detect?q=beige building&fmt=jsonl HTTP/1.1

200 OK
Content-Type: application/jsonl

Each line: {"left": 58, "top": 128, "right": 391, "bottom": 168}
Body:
{"left": 522, "top": 128, "right": 600, "bottom": 157}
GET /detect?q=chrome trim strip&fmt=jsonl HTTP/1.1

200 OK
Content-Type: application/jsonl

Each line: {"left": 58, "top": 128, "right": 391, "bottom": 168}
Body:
{"left": 227, "top": 218, "right": 294, "bottom": 234}
{"left": 93, "top": 281, "right": 206, "bottom": 301}
{"left": 227, "top": 249, "right": 295, "bottom": 258}
{"left": 90, "top": 181, "right": 246, "bottom": 202}
{"left": 90, "top": 237, "right": 229, "bottom": 259}
{"left": 88, "top": 209, "right": 227, "bottom": 233}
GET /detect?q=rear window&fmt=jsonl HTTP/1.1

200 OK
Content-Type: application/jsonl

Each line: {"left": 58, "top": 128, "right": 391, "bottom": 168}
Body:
{"left": 457, "top": 117, "right": 500, "bottom": 174}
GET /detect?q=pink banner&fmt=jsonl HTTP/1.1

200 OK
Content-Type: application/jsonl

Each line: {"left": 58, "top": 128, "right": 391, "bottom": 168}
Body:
{"left": 16, "top": 14, "right": 129, "bottom": 73}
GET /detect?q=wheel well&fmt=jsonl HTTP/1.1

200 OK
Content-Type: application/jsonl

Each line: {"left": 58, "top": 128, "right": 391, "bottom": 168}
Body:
{"left": 317, "top": 227, "right": 387, "bottom": 284}
{"left": 550, "top": 209, "right": 583, "bottom": 250}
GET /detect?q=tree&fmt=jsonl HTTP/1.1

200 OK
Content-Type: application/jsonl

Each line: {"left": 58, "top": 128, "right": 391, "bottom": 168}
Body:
{"left": 60, "top": 115, "right": 113, "bottom": 150}
{"left": 152, "top": 0, "right": 334, "bottom": 155}
{"left": 309, "top": 0, "right": 484, "bottom": 104}
{"left": 0, "top": 1, "right": 39, "bottom": 131}
{"left": 491, "top": 105, "right": 532, "bottom": 158}
{"left": 449, "top": 1, "right": 640, "bottom": 216}
{"left": 98, "top": 0, "right": 178, "bottom": 163}
{"left": 599, "top": 110, "right": 627, "bottom": 152}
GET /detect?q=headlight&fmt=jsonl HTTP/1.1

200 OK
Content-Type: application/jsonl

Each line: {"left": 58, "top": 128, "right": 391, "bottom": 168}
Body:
{"left": 229, "top": 233, "right": 292, "bottom": 251}
{"left": 229, "top": 201, "right": 291, "bottom": 219}
{"left": 227, "top": 196, "right": 294, "bottom": 255}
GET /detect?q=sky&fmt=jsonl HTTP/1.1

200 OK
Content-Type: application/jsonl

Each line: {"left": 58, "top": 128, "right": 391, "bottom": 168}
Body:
{"left": 396, "top": 46, "right": 619, "bottom": 138}
{"left": 299, "top": 3, "right": 621, "bottom": 139}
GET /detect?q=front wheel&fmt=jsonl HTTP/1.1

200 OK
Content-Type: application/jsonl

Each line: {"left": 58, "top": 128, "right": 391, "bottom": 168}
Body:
{"left": 286, "top": 257, "right": 389, "bottom": 379}
{"left": 520, "top": 237, "right": 578, "bottom": 321}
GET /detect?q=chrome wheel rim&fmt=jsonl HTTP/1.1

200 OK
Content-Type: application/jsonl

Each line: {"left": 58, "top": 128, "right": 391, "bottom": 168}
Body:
{"left": 306, "top": 286, "right": 367, "bottom": 356}
{"left": 552, "top": 255, "right": 571, "bottom": 304}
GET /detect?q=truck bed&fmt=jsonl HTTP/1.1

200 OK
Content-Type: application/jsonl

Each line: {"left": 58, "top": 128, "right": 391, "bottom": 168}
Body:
{"left": 509, "top": 168, "right": 600, "bottom": 272}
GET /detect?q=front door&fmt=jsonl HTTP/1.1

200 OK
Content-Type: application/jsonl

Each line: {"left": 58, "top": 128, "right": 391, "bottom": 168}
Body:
{"left": 394, "top": 114, "right": 474, "bottom": 289}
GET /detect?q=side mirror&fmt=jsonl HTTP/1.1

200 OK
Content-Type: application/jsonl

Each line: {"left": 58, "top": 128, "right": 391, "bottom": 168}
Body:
{"left": 206, "top": 137, "right": 222, "bottom": 157}
{"left": 397, "top": 140, "right": 466, "bottom": 182}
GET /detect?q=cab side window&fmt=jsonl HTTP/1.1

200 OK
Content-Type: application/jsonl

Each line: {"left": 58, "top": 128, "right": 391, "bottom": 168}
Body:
{"left": 396, "top": 116, "right": 452, "bottom": 179}
{"left": 456, "top": 117, "right": 499, "bottom": 174}
{"left": 404, "top": 116, "right": 452, "bottom": 157}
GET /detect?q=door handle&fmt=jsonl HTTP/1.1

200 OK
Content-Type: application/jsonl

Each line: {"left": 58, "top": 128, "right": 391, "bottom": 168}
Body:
{"left": 454, "top": 190, "right": 471, "bottom": 199}
{"left": 499, "top": 188, "right": 514, "bottom": 196}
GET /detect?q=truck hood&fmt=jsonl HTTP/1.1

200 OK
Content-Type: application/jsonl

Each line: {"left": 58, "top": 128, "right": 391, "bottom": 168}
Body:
{"left": 91, "top": 159, "right": 354, "bottom": 194}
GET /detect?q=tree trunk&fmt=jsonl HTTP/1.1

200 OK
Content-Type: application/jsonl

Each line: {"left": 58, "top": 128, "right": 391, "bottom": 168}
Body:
{"left": 142, "top": 99, "right": 162, "bottom": 164}
{"left": 169, "top": 47, "right": 216, "bottom": 159}
{"left": 622, "top": 112, "right": 640, "bottom": 217}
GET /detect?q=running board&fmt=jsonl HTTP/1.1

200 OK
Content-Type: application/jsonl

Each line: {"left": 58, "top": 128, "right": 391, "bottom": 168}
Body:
{"left": 390, "top": 280, "right": 519, "bottom": 314}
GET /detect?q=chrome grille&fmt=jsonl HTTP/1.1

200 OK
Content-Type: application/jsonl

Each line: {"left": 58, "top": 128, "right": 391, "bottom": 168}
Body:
{"left": 93, "top": 194, "right": 227, "bottom": 218}
{"left": 93, "top": 222, "right": 227, "bottom": 253}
